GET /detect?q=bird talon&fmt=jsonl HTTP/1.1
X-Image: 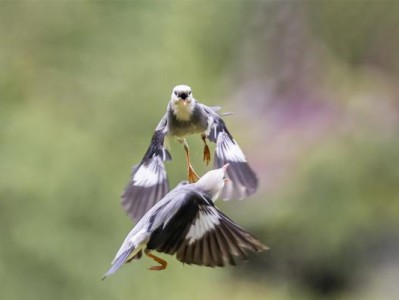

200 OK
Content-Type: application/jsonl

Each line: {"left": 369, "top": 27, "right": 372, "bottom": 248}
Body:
{"left": 188, "top": 165, "right": 200, "bottom": 183}
{"left": 201, "top": 134, "right": 211, "bottom": 165}
{"left": 145, "top": 251, "right": 168, "bottom": 271}
{"left": 148, "top": 265, "right": 166, "bottom": 271}
{"left": 203, "top": 145, "right": 211, "bottom": 165}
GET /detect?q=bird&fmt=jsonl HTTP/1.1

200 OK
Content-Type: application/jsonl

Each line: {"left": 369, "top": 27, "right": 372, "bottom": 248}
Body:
{"left": 102, "top": 165, "right": 267, "bottom": 279}
{"left": 122, "top": 84, "right": 258, "bottom": 220}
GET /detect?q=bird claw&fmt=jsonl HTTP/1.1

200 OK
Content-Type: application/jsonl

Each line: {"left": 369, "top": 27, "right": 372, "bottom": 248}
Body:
{"left": 145, "top": 252, "right": 168, "bottom": 271}
{"left": 148, "top": 265, "right": 166, "bottom": 271}
{"left": 188, "top": 165, "right": 200, "bottom": 183}
{"left": 203, "top": 145, "right": 211, "bottom": 165}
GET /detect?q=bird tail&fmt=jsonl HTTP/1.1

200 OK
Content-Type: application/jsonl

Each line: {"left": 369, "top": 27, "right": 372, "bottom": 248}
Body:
{"left": 101, "top": 249, "right": 133, "bottom": 280}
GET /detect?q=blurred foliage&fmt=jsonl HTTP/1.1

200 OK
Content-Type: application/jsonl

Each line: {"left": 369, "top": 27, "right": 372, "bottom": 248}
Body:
{"left": 1, "top": 2, "right": 399, "bottom": 300}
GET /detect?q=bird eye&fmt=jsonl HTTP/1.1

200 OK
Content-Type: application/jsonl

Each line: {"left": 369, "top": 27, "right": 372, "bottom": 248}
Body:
{"left": 174, "top": 91, "right": 178, "bottom": 96}
{"left": 188, "top": 91, "right": 192, "bottom": 95}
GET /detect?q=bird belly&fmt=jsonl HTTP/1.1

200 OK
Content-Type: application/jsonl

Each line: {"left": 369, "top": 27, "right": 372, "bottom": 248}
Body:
{"left": 168, "top": 113, "right": 208, "bottom": 137}
{"left": 169, "top": 123, "right": 206, "bottom": 137}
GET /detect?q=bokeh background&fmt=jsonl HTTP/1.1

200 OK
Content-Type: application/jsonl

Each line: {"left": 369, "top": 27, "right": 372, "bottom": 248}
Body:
{"left": 1, "top": 2, "right": 399, "bottom": 300}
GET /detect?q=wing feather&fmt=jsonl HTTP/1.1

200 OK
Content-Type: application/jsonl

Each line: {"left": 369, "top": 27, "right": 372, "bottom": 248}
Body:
{"left": 121, "top": 115, "right": 171, "bottom": 220}
{"left": 146, "top": 190, "right": 267, "bottom": 267}
{"left": 200, "top": 104, "right": 258, "bottom": 200}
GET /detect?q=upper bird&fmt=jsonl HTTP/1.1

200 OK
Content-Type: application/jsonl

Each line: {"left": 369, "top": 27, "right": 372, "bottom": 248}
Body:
{"left": 122, "top": 84, "right": 258, "bottom": 220}
{"left": 103, "top": 165, "right": 267, "bottom": 279}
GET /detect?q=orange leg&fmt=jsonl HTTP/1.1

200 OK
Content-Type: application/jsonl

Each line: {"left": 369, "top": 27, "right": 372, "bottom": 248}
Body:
{"left": 182, "top": 139, "right": 200, "bottom": 183}
{"left": 145, "top": 251, "right": 168, "bottom": 271}
{"left": 201, "top": 134, "right": 211, "bottom": 165}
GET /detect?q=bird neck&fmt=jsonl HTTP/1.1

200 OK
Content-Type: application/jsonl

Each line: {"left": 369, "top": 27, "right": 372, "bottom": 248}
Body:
{"left": 172, "top": 101, "right": 195, "bottom": 121}
{"left": 195, "top": 177, "right": 224, "bottom": 203}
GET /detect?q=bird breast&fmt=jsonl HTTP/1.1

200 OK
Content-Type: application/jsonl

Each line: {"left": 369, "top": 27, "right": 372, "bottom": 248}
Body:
{"left": 168, "top": 106, "right": 208, "bottom": 137}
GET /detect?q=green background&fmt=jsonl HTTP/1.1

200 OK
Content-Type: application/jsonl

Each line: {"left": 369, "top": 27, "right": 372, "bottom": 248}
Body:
{"left": 1, "top": 2, "right": 399, "bottom": 300}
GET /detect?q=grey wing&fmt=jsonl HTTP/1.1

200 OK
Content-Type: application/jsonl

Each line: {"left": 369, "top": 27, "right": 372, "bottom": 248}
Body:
{"left": 201, "top": 104, "right": 258, "bottom": 200}
{"left": 147, "top": 191, "right": 267, "bottom": 267}
{"left": 121, "top": 114, "right": 171, "bottom": 221}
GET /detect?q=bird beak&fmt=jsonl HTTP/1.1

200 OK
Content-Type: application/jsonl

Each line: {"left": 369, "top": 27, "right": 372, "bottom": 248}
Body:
{"left": 181, "top": 99, "right": 187, "bottom": 106}
{"left": 224, "top": 178, "right": 230, "bottom": 183}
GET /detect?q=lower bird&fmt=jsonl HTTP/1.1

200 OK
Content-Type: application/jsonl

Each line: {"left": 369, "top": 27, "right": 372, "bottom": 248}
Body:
{"left": 122, "top": 84, "right": 258, "bottom": 220}
{"left": 103, "top": 165, "right": 267, "bottom": 279}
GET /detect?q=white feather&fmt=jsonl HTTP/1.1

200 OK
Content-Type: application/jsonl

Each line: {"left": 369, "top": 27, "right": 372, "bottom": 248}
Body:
{"left": 217, "top": 133, "right": 246, "bottom": 162}
{"left": 205, "top": 115, "right": 215, "bottom": 136}
{"left": 172, "top": 101, "right": 195, "bottom": 121}
{"left": 112, "top": 229, "right": 149, "bottom": 263}
{"left": 133, "top": 157, "right": 164, "bottom": 187}
{"left": 186, "top": 208, "right": 220, "bottom": 244}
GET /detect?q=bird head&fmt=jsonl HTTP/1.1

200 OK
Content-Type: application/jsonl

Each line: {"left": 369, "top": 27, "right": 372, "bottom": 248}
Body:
{"left": 171, "top": 85, "right": 194, "bottom": 107}
{"left": 195, "top": 164, "right": 229, "bottom": 201}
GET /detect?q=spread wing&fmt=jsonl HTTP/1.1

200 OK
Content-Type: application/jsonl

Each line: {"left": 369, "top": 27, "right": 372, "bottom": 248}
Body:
{"left": 121, "top": 114, "right": 171, "bottom": 221}
{"left": 201, "top": 104, "right": 258, "bottom": 200}
{"left": 147, "top": 191, "right": 267, "bottom": 267}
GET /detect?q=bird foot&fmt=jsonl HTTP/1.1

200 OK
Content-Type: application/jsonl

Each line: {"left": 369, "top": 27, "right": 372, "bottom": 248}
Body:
{"left": 203, "top": 144, "right": 211, "bottom": 165}
{"left": 146, "top": 252, "right": 168, "bottom": 271}
{"left": 149, "top": 265, "right": 167, "bottom": 271}
{"left": 188, "top": 165, "right": 200, "bottom": 183}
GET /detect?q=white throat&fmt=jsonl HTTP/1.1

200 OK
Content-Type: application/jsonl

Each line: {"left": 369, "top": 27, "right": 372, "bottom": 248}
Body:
{"left": 172, "top": 102, "right": 195, "bottom": 121}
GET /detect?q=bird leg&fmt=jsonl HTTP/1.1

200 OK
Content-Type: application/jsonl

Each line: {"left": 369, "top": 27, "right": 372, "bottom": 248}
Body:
{"left": 145, "top": 251, "right": 168, "bottom": 271}
{"left": 182, "top": 139, "right": 200, "bottom": 183}
{"left": 201, "top": 134, "right": 211, "bottom": 165}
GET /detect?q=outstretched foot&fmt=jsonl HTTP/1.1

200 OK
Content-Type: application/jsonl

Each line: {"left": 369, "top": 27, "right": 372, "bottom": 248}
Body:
{"left": 149, "top": 264, "right": 167, "bottom": 271}
{"left": 180, "top": 138, "right": 200, "bottom": 183}
{"left": 145, "top": 251, "right": 168, "bottom": 271}
{"left": 203, "top": 144, "right": 211, "bottom": 165}
{"left": 201, "top": 134, "right": 211, "bottom": 165}
{"left": 188, "top": 165, "right": 200, "bottom": 183}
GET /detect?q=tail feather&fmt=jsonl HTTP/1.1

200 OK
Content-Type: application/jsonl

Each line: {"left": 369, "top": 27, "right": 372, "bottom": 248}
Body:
{"left": 101, "top": 249, "right": 132, "bottom": 280}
